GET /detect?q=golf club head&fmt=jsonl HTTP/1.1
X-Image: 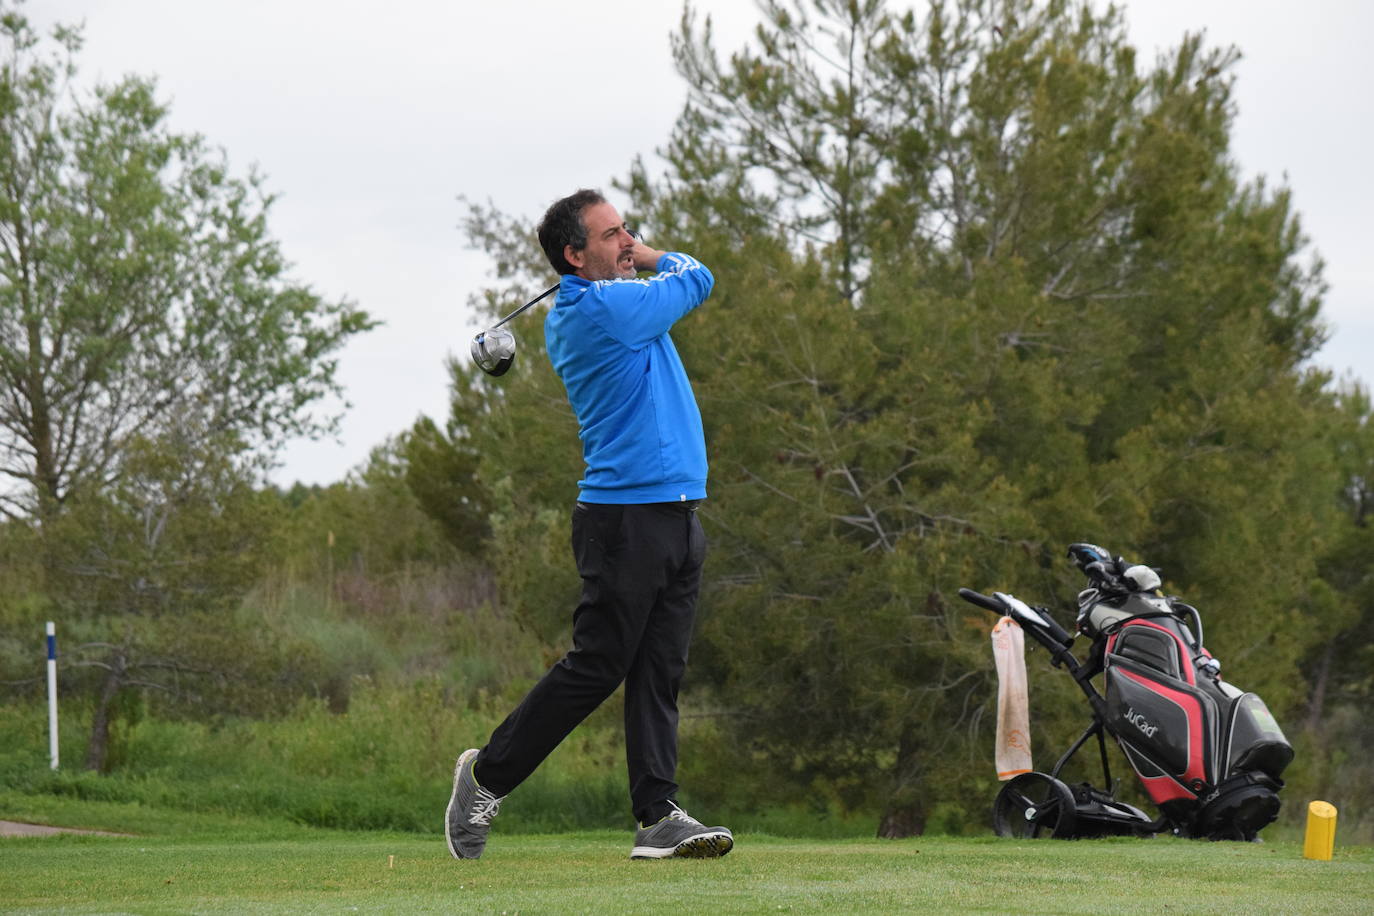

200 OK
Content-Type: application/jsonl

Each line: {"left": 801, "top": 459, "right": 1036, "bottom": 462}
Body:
{"left": 470, "top": 326, "right": 516, "bottom": 376}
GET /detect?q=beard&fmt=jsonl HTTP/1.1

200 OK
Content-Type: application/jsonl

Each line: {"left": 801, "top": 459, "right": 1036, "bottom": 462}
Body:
{"left": 580, "top": 248, "right": 637, "bottom": 281}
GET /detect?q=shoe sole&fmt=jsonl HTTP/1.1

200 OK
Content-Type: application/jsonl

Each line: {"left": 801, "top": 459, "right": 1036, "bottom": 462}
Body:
{"left": 445, "top": 748, "right": 480, "bottom": 860}
{"left": 631, "top": 831, "right": 734, "bottom": 860}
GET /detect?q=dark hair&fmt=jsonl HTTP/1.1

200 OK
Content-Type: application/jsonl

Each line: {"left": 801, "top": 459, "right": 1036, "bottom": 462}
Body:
{"left": 537, "top": 189, "right": 606, "bottom": 275}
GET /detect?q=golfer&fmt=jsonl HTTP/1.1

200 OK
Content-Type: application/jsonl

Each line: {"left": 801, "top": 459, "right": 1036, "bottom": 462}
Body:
{"left": 445, "top": 189, "right": 732, "bottom": 860}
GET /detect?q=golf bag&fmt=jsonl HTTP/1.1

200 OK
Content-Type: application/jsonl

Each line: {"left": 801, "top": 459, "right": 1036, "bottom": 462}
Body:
{"left": 959, "top": 543, "right": 1293, "bottom": 841}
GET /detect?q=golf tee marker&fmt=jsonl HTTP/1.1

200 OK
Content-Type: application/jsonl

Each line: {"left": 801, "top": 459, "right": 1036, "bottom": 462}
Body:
{"left": 1303, "top": 801, "right": 1336, "bottom": 861}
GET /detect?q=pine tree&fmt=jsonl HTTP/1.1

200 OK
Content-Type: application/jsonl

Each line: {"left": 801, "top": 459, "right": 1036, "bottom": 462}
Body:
{"left": 451, "top": 0, "right": 1353, "bottom": 835}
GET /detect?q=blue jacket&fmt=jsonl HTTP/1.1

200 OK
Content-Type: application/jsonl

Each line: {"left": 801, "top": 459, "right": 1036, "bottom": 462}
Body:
{"left": 544, "top": 253, "right": 714, "bottom": 504}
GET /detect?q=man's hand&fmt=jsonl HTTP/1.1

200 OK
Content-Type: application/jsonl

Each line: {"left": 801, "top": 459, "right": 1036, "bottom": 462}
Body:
{"left": 631, "top": 242, "right": 667, "bottom": 272}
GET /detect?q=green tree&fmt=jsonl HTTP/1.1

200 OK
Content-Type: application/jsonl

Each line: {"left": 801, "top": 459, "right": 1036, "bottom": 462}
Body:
{"left": 0, "top": 2, "right": 373, "bottom": 770}
{"left": 33, "top": 425, "right": 287, "bottom": 770}
{"left": 1294, "top": 384, "right": 1374, "bottom": 821}
{"left": 0, "top": 5, "right": 373, "bottom": 524}
{"left": 624, "top": 0, "right": 1338, "bottom": 834}
{"left": 409, "top": 199, "right": 584, "bottom": 644}
{"left": 453, "top": 0, "right": 1352, "bottom": 836}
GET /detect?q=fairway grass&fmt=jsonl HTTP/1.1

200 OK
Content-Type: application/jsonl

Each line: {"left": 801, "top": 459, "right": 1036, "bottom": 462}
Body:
{"left": 2, "top": 800, "right": 1371, "bottom": 914}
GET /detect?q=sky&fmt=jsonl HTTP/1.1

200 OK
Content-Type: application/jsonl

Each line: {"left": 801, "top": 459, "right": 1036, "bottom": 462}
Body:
{"left": 28, "top": 0, "right": 1374, "bottom": 487}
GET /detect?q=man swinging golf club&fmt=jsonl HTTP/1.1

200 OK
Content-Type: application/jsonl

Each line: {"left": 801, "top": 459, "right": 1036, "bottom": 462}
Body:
{"left": 446, "top": 188, "right": 733, "bottom": 860}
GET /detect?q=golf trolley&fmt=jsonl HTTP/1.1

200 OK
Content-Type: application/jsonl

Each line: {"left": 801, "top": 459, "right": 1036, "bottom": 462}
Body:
{"left": 959, "top": 543, "right": 1293, "bottom": 841}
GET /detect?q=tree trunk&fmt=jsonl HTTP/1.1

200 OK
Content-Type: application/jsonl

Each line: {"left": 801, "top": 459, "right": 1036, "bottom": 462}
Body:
{"left": 25, "top": 290, "right": 63, "bottom": 519}
{"left": 86, "top": 651, "right": 127, "bottom": 772}
{"left": 877, "top": 802, "right": 927, "bottom": 839}
{"left": 877, "top": 728, "right": 927, "bottom": 838}
{"left": 1305, "top": 639, "right": 1334, "bottom": 735}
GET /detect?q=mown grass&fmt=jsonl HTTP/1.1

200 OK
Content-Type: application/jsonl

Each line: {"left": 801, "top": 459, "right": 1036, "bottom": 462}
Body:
{"left": 2, "top": 795, "right": 1371, "bottom": 915}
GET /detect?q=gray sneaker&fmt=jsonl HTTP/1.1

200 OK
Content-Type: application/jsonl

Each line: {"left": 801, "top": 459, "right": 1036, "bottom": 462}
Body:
{"left": 630, "top": 803, "right": 734, "bottom": 859}
{"left": 445, "top": 748, "right": 506, "bottom": 859}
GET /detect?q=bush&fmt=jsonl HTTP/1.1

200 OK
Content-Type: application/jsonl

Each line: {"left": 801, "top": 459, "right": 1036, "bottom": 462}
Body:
{"left": 0, "top": 679, "right": 634, "bottom": 833}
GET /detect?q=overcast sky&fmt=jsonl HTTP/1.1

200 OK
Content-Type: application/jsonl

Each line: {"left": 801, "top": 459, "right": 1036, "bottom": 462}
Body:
{"left": 30, "top": 0, "right": 1374, "bottom": 487}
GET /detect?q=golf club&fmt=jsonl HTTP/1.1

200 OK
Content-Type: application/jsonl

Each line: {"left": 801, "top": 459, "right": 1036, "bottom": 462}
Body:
{"left": 470, "top": 282, "right": 559, "bottom": 377}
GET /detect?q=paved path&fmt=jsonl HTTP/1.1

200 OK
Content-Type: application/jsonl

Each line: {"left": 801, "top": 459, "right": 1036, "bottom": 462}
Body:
{"left": 0, "top": 819, "right": 130, "bottom": 837}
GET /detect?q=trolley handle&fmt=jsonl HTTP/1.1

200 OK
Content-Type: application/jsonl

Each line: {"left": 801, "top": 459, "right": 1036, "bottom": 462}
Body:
{"left": 958, "top": 588, "right": 1005, "bottom": 614}
{"left": 959, "top": 588, "right": 1076, "bottom": 649}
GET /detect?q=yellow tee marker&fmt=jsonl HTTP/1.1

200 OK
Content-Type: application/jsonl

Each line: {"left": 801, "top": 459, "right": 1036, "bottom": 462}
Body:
{"left": 1303, "top": 801, "right": 1337, "bottom": 861}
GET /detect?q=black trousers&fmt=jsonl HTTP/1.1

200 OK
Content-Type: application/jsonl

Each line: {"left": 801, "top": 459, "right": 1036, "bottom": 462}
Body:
{"left": 475, "top": 500, "right": 706, "bottom": 825}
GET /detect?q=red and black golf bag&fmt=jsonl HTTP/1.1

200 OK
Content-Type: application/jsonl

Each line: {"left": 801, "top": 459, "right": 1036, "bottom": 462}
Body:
{"left": 960, "top": 543, "right": 1293, "bottom": 841}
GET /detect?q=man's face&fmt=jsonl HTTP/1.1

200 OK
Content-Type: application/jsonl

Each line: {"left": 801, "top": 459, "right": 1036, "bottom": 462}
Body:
{"left": 567, "top": 202, "right": 636, "bottom": 281}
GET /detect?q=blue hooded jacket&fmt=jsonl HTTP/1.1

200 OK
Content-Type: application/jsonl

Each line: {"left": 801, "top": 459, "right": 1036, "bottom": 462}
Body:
{"left": 544, "top": 252, "right": 713, "bottom": 504}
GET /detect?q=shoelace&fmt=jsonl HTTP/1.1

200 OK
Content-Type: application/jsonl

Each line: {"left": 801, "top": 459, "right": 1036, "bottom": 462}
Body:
{"left": 468, "top": 787, "right": 504, "bottom": 826}
{"left": 667, "top": 805, "right": 702, "bottom": 826}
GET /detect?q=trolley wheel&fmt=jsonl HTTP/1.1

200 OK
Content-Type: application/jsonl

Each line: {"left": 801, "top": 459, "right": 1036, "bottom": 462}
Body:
{"left": 992, "top": 772, "right": 1079, "bottom": 839}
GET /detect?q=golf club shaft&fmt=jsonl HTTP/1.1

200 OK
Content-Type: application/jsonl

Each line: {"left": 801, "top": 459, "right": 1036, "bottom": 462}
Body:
{"left": 493, "top": 283, "right": 559, "bottom": 328}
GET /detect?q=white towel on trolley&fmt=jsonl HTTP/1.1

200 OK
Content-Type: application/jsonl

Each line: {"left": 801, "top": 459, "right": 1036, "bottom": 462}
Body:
{"left": 992, "top": 616, "right": 1032, "bottom": 780}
